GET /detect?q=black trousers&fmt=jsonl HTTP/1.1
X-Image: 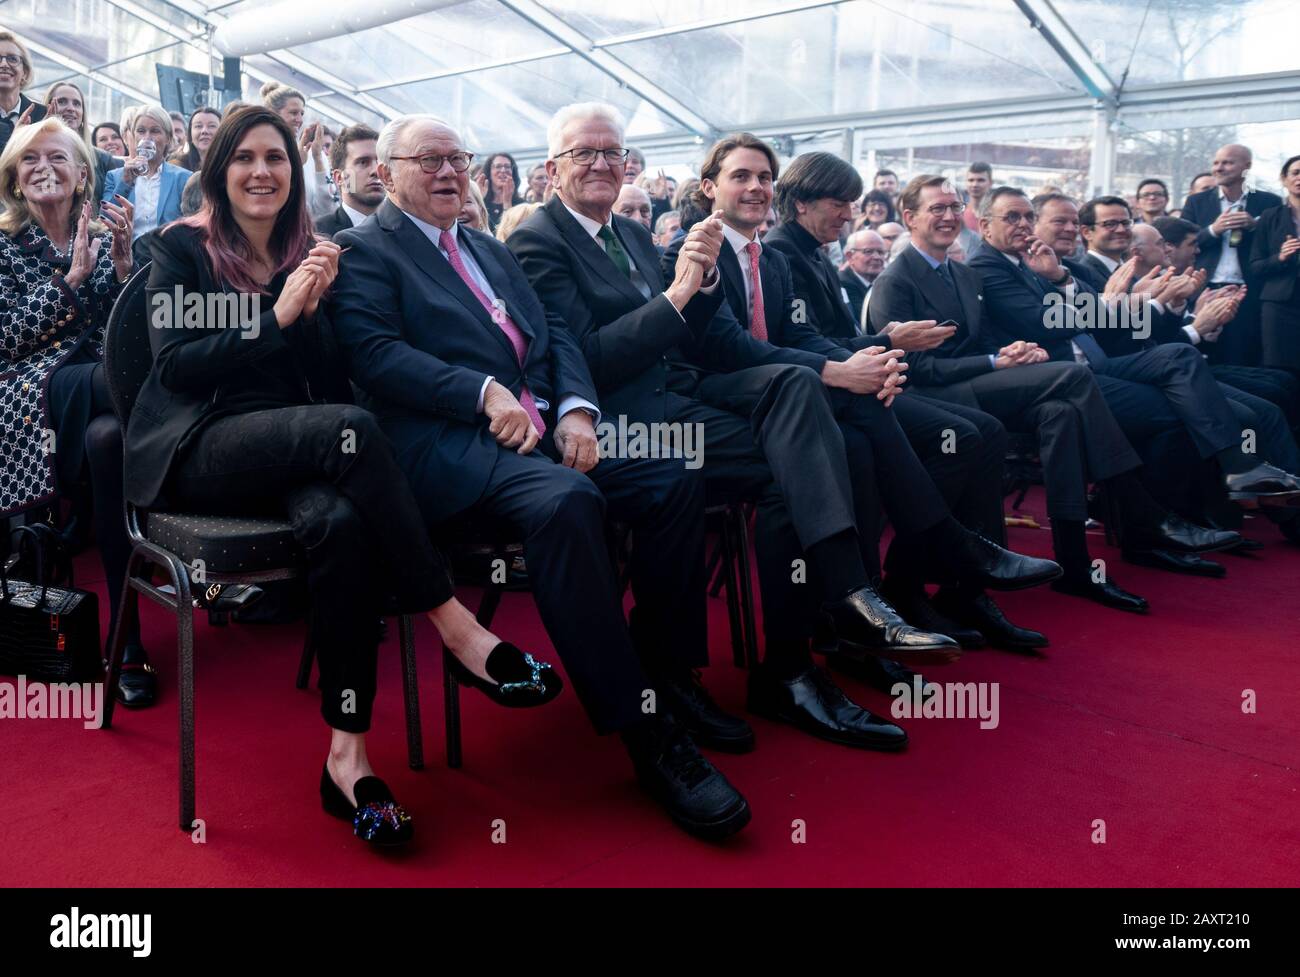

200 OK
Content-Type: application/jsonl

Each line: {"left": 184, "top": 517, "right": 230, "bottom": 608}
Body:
{"left": 919, "top": 362, "right": 1141, "bottom": 521}
{"left": 424, "top": 444, "right": 701, "bottom": 735}
{"left": 678, "top": 363, "right": 949, "bottom": 640}
{"left": 1211, "top": 364, "right": 1300, "bottom": 433}
{"left": 170, "top": 404, "right": 455, "bottom": 734}
{"left": 1259, "top": 299, "right": 1300, "bottom": 372}
{"left": 1094, "top": 344, "right": 1240, "bottom": 458}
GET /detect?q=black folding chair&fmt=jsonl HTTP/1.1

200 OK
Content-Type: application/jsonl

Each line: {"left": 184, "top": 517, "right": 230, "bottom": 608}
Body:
{"left": 99, "top": 264, "right": 424, "bottom": 832}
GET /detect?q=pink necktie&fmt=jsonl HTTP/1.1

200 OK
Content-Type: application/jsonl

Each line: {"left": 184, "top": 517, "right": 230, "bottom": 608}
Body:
{"left": 439, "top": 229, "right": 545, "bottom": 436}
{"left": 746, "top": 241, "right": 767, "bottom": 341}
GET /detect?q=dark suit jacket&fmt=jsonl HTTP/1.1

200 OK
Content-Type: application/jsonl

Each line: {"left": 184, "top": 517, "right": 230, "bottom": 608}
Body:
{"left": 838, "top": 268, "right": 871, "bottom": 323}
{"left": 1247, "top": 204, "right": 1300, "bottom": 304}
{"left": 101, "top": 161, "right": 192, "bottom": 229}
{"left": 1182, "top": 186, "right": 1283, "bottom": 279}
{"left": 331, "top": 198, "right": 597, "bottom": 523}
{"left": 0, "top": 95, "right": 46, "bottom": 156}
{"left": 1070, "top": 253, "right": 1193, "bottom": 356}
{"left": 867, "top": 245, "right": 996, "bottom": 402}
{"left": 967, "top": 241, "right": 1087, "bottom": 362}
{"left": 315, "top": 204, "right": 355, "bottom": 239}
{"left": 125, "top": 223, "right": 348, "bottom": 508}
{"left": 508, "top": 196, "right": 817, "bottom": 423}
{"left": 764, "top": 220, "right": 879, "bottom": 346}
{"left": 668, "top": 234, "right": 845, "bottom": 371}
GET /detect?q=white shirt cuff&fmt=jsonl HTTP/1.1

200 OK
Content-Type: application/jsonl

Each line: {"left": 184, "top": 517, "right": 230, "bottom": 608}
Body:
{"left": 476, "top": 375, "right": 496, "bottom": 413}
{"left": 1182, "top": 325, "right": 1201, "bottom": 345}
{"left": 988, "top": 353, "right": 998, "bottom": 368}
{"left": 558, "top": 396, "right": 600, "bottom": 425}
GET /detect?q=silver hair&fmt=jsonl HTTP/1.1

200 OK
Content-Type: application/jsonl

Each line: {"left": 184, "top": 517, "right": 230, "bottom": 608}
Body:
{"left": 547, "top": 102, "right": 626, "bottom": 160}
{"left": 377, "top": 113, "right": 454, "bottom": 166}
{"left": 130, "top": 103, "right": 177, "bottom": 156}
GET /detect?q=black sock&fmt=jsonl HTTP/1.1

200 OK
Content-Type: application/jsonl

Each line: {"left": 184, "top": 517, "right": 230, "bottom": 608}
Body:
{"left": 763, "top": 638, "right": 815, "bottom": 679}
{"left": 1104, "top": 472, "right": 1168, "bottom": 530}
{"left": 806, "top": 529, "right": 869, "bottom": 603}
{"left": 1051, "top": 519, "right": 1092, "bottom": 580}
{"left": 1216, "top": 444, "right": 1255, "bottom": 475}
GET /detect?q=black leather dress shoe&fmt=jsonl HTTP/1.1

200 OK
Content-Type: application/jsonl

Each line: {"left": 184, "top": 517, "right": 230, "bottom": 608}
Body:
{"left": 1122, "top": 547, "right": 1226, "bottom": 578}
{"left": 879, "top": 580, "right": 984, "bottom": 648}
{"left": 116, "top": 647, "right": 157, "bottom": 709}
{"left": 822, "top": 585, "right": 961, "bottom": 665}
{"left": 660, "top": 670, "right": 756, "bottom": 754}
{"left": 1051, "top": 576, "right": 1149, "bottom": 613}
{"left": 951, "top": 533, "right": 1063, "bottom": 591}
{"left": 622, "top": 715, "right": 751, "bottom": 841}
{"left": 320, "top": 764, "right": 413, "bottom": 848}
{"left": 748, "top": 664, "right": 908, "bottom": 751}
{"left": 825, "top": 651, "right": 930, "bottom": 699}
{"left": 931, "top": 592, "right": 1048, "bottom": 652}
{"left": 1124, "top": 515, "right": 1241, "bottom": 554}
{"left": 1226, "top": 463, "right": 1300, "bottom": 500}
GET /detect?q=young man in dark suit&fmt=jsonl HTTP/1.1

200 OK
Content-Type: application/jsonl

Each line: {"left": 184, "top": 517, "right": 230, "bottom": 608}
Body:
{"left": 331, "top": 116, "right": 752, "bottom": 840}
{"left": 316, "top": 124, "right": 382, "bottom": 238}
{"left": 1181, "top": 144, "right": 1283, "bottom": 365}
{"left": 511, "top": 109, "right": 1058, "bottom": 753}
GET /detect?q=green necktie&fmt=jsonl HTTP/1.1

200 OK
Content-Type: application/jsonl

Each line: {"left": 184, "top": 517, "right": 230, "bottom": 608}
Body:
{"left": 598, "top": 224, "right": 632, "bottom": 278}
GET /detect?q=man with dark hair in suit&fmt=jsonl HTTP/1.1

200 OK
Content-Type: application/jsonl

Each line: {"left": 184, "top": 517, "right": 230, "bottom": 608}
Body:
{"left": 1181, "top": 144, "right": 1283, "bottom": 365}
{"left": 331, "top": 115, "right": 753, "bottom": 840}
{"left": 1134, "top": 178, "right": 1170, "bottom": 224}
{"left": 511, "top": 112, "right": 1058, "bottom": 751}
{"left": 763, "top": 153, "right": 1051, "bottom": 637}
{"left": 316, "top": 124, "right": 382, "bottom": 237}
{"left": 971, "top": 187, "right": 1300, "bottom": 522}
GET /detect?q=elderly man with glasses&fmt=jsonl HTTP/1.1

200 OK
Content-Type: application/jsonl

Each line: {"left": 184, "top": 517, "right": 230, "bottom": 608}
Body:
{"left": 839, "top": 228, "right": 887, "bottom": 322}
{"left": 330, "top": 114, "right": 754, "bottom": 841}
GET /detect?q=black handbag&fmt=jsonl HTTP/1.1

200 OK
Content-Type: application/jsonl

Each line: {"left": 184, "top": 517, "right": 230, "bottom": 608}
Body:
{"left": 0, "top": 525, "right": 102, "bottom": 682}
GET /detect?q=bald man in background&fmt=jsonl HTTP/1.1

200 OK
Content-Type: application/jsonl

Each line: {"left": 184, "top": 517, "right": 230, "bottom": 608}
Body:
{"left": 1181, "top": 144, "right": 1282, "bottom": 366}
{"left": 838, "top": 228, "right": 887, "bottom": 322}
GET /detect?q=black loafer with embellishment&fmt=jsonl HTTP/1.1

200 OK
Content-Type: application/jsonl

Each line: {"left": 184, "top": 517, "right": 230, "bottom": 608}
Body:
{"left": 446, "top": 642, "right": 563, "bottom": 708}
{"left": 320, "top": 764, "right": 413, "bottom": 848}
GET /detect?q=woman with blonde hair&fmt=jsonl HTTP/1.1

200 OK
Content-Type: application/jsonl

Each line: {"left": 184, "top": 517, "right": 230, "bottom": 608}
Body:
{"left": 43, "top": 80, "right": 124, "bottom": 196}
{"left": 0, "top": 118, "right": 146, "bottom": 703}
{"left": 260, "top": 81, "right": 335, "bottom": 219}
{"left": 495, "top": 201, "right": 539, "bottom": 242}
{"left": 459, "top": 176, "right": 487, "bottom": 230}
{"left": 101, "top": 103, "right": 191, "bottom": 241}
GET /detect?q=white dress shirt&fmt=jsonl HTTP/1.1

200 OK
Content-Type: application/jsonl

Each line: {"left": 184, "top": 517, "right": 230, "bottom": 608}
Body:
{"left": 1207, "top": 187, "right": 1248, "bottom": 284}
{"left": 399, "top": 208, "right": 597, "bottom": 422}
{"left": 721, "top": 222, "right": 762, "bottom": 318}
{"left": 132, "top": 169, "right": 161, "bottom": 239}
{"left": 340, "top": 201, "right": 373, "bottom": 229}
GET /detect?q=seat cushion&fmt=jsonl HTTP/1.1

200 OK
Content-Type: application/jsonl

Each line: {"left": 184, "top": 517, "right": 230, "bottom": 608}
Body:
{"left": 145, "top": 512, "right": 302, "bottom": 575}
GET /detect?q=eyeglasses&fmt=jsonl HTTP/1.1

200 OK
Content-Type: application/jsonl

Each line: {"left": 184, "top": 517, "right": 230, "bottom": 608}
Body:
{"left": 1089, "top": 218, "right": 1134, "bottom": 230}
{"left": 923, "top": 202, "right": 966, "bottom": 217}
{"left": 1137, "top": 191, "right": 1167, "bottom": 200}
{"left": 0, "top": 54, "right": 23, "bottom": 67}
{"left": 555, "top": 147, "right": 631, "bottom": 166}
{"left": 995, "top": 211, "right": 1036, "bottom": 225}
{"left": 389, "top": 151, "right": 475, "bottom": 173}
{"left": 847, "top": 248, "right": 888, "bottom": 256}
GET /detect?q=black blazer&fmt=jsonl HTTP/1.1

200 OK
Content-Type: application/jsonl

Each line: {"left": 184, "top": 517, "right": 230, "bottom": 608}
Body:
{"left": 315, "top": 205, "right": 354, "bottom": 239}
{"left": 1068, "top": 254, "right": 1192, "bottom": 356}
{"left": 1247, "top": 204, "right": 1300, "bottom": 304}
{"left": 508, "top": 196, "right": 806, "bottom": 423}
{"left": 665, "top": 233, "right": 842, "bottom": 378}
{"left": 867, "top": 245, "right": 996, "bottom": 401}
{"left": 838, "top": 268, "right": 871, "bottom": 323}
{"left": 0, "top": 95, "right": 46, "bottom": 156}
{"left": 967, "top": 241, "right": 1085, "bottom": 362}
{"left": 331, "top": 198, "right": 597, "bottom": 524}
{"left": 763, "top": 221, "right": 877, "bottom": 345}
{"left": 1182, "top": 186, "right": 1282, "bottom": 279}
{"left": 124, "top": 223, "right": 348, "bottom": 507}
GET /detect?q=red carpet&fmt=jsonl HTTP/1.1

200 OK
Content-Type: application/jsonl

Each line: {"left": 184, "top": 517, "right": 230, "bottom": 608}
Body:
{"left": 3, "top": 490, "right": 1299, "bottom": 887}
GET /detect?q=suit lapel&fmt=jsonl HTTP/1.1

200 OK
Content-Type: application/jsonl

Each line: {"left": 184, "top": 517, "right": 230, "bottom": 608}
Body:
{"left": 717, "top": 239, "right": 747, "bottom": 325}
{"left": 547, "top": 197, "right": 648, "bottom": 308}
{"left": 614, "top": 216, "right": 665, "bottom": 295}
{"left": 757, "top": 248, "right": 783, "bottom": 336}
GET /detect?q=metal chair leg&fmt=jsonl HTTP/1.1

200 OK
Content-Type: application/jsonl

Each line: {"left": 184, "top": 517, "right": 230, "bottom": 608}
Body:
{"left": 733, "top": 505, "right": 760, "bottom": 669}
{"left": 295, "top": 623, "right": 313, "bottom": 690}
{"left": 101, "top": 545, "right": 145, "bottom": 732}
{"left": 721, "top": 512, "right": 745, "bottom": 668}
{"left": 167, "top": 556, "right": 197, "bottom": 834}
{"left": 442, "top": 647, "right": 462, "bottom": 769}
{"left": 398, "top": 615, "right": 423, "bottom": 770}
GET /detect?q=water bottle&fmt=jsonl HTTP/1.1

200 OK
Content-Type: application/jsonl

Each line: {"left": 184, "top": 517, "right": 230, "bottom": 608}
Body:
{"left": 135, "top": 138, "right": 156, "bottom": 175}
